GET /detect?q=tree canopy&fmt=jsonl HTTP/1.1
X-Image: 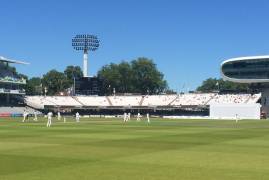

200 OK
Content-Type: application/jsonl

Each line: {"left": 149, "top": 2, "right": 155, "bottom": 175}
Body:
{"left": 196, "top": 78, "right": 250, "bottom": 93}
{"left": 25, "top": 77, "right": 42, "bottom": 95}
{"left": 41, "top": 70, "right": 69, "bottom": 95}
{"left": 64, "top": 65, "right": 83, "bottom": 85}
{"left": 20, "top": 58, "right": 168, "bottom": 95}
{"left": 97, "top": 57, "right": 167, "bottom": 95}
{"left": 24, "top": 66, "right": 83, "bottom": 95}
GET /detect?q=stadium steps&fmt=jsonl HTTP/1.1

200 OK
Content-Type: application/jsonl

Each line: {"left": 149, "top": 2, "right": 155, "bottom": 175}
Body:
{"left": 106, "top": 96, "right": 113, "bottom": 106}
{"left": 72, "top": 96, "right": 85, "bottom": 106}
{"left": 205, "top": 93, "right": 218, "bottom": 105}
{"left": 246, "top": 93, "right": 261, "bottom": 104}
{"left": 24, "top": 97, "right": 44, "bottom": 109}
{"left": 168, "top": 95, "right": 179, "bottom": 106}
{"left": 43, "top": 97, "right": 58, "bottom": 106}
{"left": 139, "top": 96, "right": 145, "bottom": 106}
{"left": 245, "top": 95, "right": 252, "bottom": 103}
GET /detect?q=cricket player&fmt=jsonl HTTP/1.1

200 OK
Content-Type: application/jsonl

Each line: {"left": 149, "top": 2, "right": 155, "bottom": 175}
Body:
{"left": 47, "top": 112, "right": 53, "bottom": 127}
{"left": 137, "top": 112, "right": 141, "bottom": 121}
{"left": 57, "top": 112, "right": 61, "bottom": 121}
{"left": 146, "top": 113, "right": 150, "bottom": 124}
{"left": 75, "top": 112, "right": 80, "bottom": 122}
{"left": 22, "top": 110, "right": 28, "bottom": 122}
{"left": 33, "top": 110, "right": 38, "bottom": 121}
{"left": 123, "top": 112, "right": 127, "bottom": 122}
{"left": 235, "top": 114, "right": 239, "bottom": 123}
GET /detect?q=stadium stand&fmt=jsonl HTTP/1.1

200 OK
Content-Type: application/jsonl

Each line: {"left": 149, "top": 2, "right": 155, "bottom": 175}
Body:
{"left": 246, "top": 93, "right": 262, "bottom": 104}
{"left": 171, "top": 93, "right": 215, "bottom": 106}
{"left": 0, "top": 62, "right": 26, "bottom": 84}
{"left": 43, "top": 96, "right": 82, "bottom": 106}
{"left": 142, "top": 95, "right": 177, "bottom": 106}
{"left": 74, "top": 96, "right": 110, "bottom": 107}
{"left": 25, "top": 93, "right": 261, "bottom": 110}
{"left": 107, "top": 95, "right": 142, "bottom": 106}
{"left": 208, "top": 94, "right": 253, "bottom": 104}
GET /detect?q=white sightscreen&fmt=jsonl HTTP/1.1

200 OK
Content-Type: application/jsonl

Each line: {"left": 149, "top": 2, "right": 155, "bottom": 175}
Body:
{"left": 210, "top": 103, "right": 261, "bottom": 120}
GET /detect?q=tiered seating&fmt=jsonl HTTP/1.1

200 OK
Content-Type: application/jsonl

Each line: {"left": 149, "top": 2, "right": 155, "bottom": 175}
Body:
{"left": 75, "top": 96, "right": 110, "bottom": 106}
{"left": 172, "top": 93, "right": 215, "bottom": 106}
{"left": 142, "top": 95, "right": 177, "bottom": 106}
{"left": 0, "top": 64, "right": 25, "bottom": 83}
{"left": 44, "top": 96, "right": 81, "bottom": 106}
{"left": 208, "top": 94, "right": 251, "bottom": 104}
{"left": 25, "top": 93, "right": 261, "bottom": 110}
{"left": 25, "top": 96, "right": 54, "bottom": 109}
{"left": 246, "top": 93, "right": 261, "bottom": 104}
{"left": 108, "top": 96, "right": 142, "bottom": 106}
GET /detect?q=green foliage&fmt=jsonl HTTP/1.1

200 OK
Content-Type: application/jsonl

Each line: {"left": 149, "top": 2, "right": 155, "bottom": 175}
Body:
{"left": 64, "top": 65, "right": 83, "bottom": 86}
{"left": 25, "top": 66, "right": 82, "bottom": 95}
{"left": 25, "top": 77, "right": 42, "bottom": 95}
{"left": 42, "top": 70, "right": 69, "bottom": 95}
{"left": 197, "top": 78, "right": 249, "bottom": 92}
{"left": 98, "top": 57, "right": 167, "bottom": 94}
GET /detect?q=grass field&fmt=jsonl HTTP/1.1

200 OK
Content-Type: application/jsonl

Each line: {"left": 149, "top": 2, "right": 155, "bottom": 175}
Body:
{"left": 1, "top": 117, "right": 269, "bottom": 179}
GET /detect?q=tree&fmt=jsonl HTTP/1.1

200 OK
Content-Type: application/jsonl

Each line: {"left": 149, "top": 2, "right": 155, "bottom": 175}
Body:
{"left": 42, "top": 70, "right": 69, "bottom": 95}
{"left": 117, "top": 62, "right": 133, "bottom": 92}
{"left": 196, "top": 78, "right": 219, "bottom": 92}
{"left": 196, "top": 78, "right": 249, "bottom": 92}
{"left": 25, "top": 77, "right": 42, "bottom": 95}
{"left": 131, "top": 58, "right": 167, "bottom": 94}
{"left": 64, "top": 66, "right": 83, "bottom": 87}
{"left": 98, "top": 63, "right": 123, "bottom": 95}
{"left": 97, "top": 57, "right": 167, "bottom": 94}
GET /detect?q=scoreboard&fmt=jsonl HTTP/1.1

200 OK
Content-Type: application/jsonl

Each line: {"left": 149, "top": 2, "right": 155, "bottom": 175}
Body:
{"left": 75, "top": 77, "right": 103, "bottom": 95}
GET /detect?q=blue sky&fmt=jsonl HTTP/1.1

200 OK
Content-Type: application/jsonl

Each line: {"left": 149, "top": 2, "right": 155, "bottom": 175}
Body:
{"left": 1, "top": 0, "right": 269, "bottom": 91}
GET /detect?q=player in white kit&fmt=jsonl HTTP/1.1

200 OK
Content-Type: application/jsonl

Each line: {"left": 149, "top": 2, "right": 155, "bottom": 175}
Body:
{"left": 137, "top": 112, "right": 141, "bottom": 121}
{"left": 57, "top": 112, "right": 61, "bottom": 121}
{"left": 127, "top": 113, "right": 131, "bottom": 121}
{"left": 22, "top": 110, "right": 28, "bottom": 122}
{"left": 33, "top": 110, "right": 38, "bottom": 121}
{"left": 75, "top": 112, "right": 80, "bottom": 122}
{"left": 146, "top": 113, "right": 150, "bottom": 124}
{"left": 47, "top": 112, "right": 53, "bottom": 127}
{"left": 123, "top": 112, "right": 128, "bottom": 122}
{"left": 235, "top": 114, "right": 239, "bottom": 123}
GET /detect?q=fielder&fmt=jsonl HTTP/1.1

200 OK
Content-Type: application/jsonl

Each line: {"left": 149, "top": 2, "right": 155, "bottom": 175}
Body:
{"left": 22, "top": 110, "right": 28, "bottom": 122}
{"left": 235, "top": 114, "right": 239, "bottom": 123}
{"left": 146, "top": 113, "right": 150, "bottom": 124}
{"left": 57, "top": 112, "right": 61, "bottom": 121}
{"left": 33, "top": 110, "right": 38, "bottom": 121}
{"left": 75, "top": 112, "right": 80, "bottom": 122}
{"left": 137, "top": 112, "right": 141, "bottom": 121}
{"left": 47, "top": 112, "right": 53, "bottom": 127}
{"left": 123, "top": 112, "right": 127, "bottom": 122}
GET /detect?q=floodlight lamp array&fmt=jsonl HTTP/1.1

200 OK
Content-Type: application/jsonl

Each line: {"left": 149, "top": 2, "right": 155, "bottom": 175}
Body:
{"left": 72, "top": 34, "right": 100, "bottom": 51}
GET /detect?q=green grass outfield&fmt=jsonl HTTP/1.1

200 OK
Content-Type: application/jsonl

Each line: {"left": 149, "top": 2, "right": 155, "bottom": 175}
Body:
{"left": 1, "top": 117, "right": 269, "bottom": 180}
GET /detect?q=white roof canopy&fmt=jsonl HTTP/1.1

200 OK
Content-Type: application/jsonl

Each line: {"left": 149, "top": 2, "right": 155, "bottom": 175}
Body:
{"left": 0, "top": 56, "right": 29, "bottom": 65}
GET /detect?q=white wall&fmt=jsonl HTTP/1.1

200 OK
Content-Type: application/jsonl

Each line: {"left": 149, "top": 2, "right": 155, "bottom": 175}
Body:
{"left": 210, "top": 103, "right": 261, "bottom": 120}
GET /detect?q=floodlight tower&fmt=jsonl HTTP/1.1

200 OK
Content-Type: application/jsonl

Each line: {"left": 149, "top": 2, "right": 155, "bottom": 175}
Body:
{"left": 72, "top": 34, "right": 100, "bottom": 77}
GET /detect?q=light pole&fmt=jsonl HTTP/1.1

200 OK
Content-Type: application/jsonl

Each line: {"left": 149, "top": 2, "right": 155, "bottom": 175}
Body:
{"left": 72, "top": 34, "right": 100, "bottom": 77}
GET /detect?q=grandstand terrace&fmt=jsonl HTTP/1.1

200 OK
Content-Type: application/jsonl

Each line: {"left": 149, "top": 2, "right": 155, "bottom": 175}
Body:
{"left": 0, "top": 56, "right": 28, "bottom": 105}
{"left": 25, "top": 93, "right": 261, "bottom": 112}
